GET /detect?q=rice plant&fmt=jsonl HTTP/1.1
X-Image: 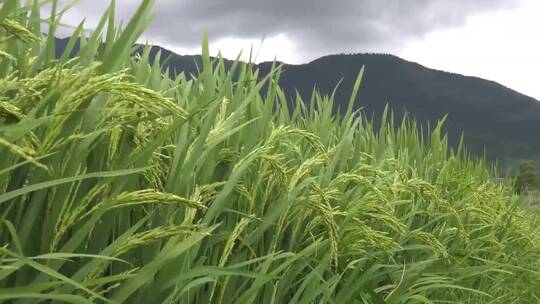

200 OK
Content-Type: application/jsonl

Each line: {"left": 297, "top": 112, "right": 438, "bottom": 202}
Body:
{"left": 1, "top": 1, "right": 540, "bottom": 303}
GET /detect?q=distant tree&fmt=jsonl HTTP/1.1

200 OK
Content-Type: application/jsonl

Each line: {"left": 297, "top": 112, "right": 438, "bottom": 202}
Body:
{"left": 514, "top": 161, "right": 540, "bottom": 194}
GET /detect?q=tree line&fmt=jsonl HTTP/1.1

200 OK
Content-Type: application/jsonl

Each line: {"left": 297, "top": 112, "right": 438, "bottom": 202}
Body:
{"left": 514, "top": 161, "right": 540, "bottom": 194}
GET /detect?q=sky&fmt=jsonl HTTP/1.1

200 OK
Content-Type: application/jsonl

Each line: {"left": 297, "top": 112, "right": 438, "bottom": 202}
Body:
{"left": 53, "top": 0, "right": 540, "bottom": 100}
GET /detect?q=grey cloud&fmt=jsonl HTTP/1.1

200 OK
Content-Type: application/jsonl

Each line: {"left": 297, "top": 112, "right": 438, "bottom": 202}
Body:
{"left": 57, "top": 0, "right": 521, "bottom": 61}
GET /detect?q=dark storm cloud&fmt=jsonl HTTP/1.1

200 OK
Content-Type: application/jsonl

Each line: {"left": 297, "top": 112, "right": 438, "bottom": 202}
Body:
{"left": 59, "top": 0, "right": 521, "bottom": 59}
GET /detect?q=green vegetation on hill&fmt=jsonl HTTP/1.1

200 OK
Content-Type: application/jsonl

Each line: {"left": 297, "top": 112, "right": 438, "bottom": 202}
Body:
{"left": 80, "top": 41, "right": 540, "bottom": 166}
{"left": 514, "top": 162, "right": 540, "bottom": 193}
{"left": 2, "top": 1, "right": 540, "bottom": 303}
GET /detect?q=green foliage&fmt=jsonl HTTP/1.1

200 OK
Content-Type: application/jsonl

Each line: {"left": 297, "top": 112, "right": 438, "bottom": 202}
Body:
{"left": 1, "top": 1, "right": 540, "bottom": 303}
{"left": 124, "top": 44, "right": 540, "bottom": 165}
{"left": 514, "top": 161, "right": 540, "bottom": 194}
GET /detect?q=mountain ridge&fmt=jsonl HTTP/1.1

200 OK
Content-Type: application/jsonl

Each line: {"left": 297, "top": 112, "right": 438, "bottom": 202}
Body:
{"left": 55, "top": 37, "right": 540, "bottom": 165}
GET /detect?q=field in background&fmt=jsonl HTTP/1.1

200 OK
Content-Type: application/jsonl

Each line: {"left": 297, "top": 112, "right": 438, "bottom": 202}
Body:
{"left": 522, "top": 190, "right": 540, "bottom": 212}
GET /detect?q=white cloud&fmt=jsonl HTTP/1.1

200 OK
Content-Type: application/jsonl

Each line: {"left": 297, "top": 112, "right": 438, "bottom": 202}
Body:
{"left": 398, "top": 0, "right": 540, "bottom": 100}
{"left": 160, "top": 33, "right": 302, "bottom": 64}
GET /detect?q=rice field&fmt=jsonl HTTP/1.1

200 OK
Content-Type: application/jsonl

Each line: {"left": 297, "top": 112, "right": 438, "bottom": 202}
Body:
{"left": 1, "top": 1, "right": 540, "bottom": 303}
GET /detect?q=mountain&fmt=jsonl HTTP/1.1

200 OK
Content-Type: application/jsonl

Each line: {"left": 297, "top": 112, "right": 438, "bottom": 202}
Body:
{"left": 257, "top": 54, "right": 540, "bottom": 165}
{"left": 56, "top": 38, "right": 540, "bottom": 165}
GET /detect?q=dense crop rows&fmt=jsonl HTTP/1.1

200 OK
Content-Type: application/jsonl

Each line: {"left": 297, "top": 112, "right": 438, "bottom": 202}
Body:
{"left": 1, "top": 1, "right": 540, "bottom": 303}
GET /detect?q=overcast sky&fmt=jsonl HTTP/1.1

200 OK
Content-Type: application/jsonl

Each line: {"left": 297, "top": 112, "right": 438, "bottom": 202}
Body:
{"left": 55, "top": 0, "right": 540, "bottom": 100}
